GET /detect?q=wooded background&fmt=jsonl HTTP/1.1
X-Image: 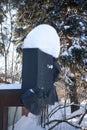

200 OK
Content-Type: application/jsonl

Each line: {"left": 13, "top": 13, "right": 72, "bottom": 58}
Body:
{"left": 0, "top": 0, "right": 87, "bottom": 113}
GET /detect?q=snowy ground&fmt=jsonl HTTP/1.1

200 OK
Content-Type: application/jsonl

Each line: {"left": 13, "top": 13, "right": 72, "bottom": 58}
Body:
{"left": 8, "top": 101, "right": 87, "bottom": 130}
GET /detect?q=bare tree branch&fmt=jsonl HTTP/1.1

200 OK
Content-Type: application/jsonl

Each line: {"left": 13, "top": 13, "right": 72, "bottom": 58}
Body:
{"left": 46, "top": 119, "right": 81, "bottom": 130}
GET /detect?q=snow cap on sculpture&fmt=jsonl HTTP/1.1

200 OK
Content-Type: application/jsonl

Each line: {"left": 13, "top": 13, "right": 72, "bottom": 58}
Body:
{"left": 23, "top": 24, "right": 60, "bottom": 58}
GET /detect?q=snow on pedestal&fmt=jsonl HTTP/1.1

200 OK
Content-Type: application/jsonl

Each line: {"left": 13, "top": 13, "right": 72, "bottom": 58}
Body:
{"left": 23, "top": 24, "right": 60, "bottom": 58}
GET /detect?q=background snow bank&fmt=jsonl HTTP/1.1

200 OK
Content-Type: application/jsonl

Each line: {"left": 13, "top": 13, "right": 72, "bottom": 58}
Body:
{"left": 0, "top": 84, "right": 21, "bottom": 89}
{"left": 23, "top": 24, "right": 60, "bottom": 58}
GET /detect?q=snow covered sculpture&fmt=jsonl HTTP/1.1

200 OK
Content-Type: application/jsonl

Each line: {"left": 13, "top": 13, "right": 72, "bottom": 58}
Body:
{"left": 21, "top": 24, "right": 60, "bottom": 115}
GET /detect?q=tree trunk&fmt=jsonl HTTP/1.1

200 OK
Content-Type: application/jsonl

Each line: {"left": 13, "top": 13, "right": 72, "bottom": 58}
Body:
{"left": 69, "top": 65, "right": 79, "bottom": 113}
{"left": 5, "top": 52, "right": 8, "bottom": 82}
{"left": 69, "top": 85, "right": 79, "bottom": 113}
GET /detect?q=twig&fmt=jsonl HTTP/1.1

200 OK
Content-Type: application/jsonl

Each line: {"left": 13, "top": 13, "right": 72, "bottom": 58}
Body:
{"left": 12, "top": 107, "right": 18, "bottom": 130}
{"left": 78, "top": 112, "right": 86, "bottom": 125}
{"left": 48, "top": 102, "right": 74, "bottom": 118}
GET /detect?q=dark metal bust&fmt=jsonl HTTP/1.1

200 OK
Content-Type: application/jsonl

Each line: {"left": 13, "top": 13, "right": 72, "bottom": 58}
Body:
{"left": 21, "top": 24, "right": 60, "bottom": 115}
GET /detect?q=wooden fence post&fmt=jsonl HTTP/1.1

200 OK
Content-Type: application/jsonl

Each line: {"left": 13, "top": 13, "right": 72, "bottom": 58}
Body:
{"left": 0, "top": 107, "right": 3, "bottom": 130}
{"left": 3, "top": 107, "right": 8, "bottom": 130}
{"left": 0, "top": 107, "right": 8, "bottom": 130}
{"left": 0, "top": 89, "right": 22, "bottom": 130}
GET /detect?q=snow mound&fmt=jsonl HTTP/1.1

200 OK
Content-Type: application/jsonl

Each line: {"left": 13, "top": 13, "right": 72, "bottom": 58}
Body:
{"left": 23, "top": 24, "right": 60, "bottom": 58}
{"left": 8, "top": 113, "right": 45, "bottom": 130}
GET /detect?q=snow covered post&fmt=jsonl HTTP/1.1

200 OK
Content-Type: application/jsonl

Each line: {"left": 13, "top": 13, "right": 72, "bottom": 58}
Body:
{"left": 21, "top": 24, "right": 60, "bottom": 115}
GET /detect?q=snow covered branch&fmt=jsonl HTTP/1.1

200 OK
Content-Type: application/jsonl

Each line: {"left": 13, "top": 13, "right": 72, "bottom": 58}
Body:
{"left": 45, "top": 102, "right": 87, "bottom": 130}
